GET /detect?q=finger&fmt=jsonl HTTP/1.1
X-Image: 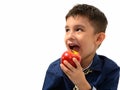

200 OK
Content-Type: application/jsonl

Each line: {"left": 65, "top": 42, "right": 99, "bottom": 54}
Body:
{"left": 73, "top": 58, "right": 82, "bottom": 70}
{"left": 63, "top": 60, "right": 75, "bottom": 72}
{"left": 60, "top": 63, "right": 72, "bottom": 74}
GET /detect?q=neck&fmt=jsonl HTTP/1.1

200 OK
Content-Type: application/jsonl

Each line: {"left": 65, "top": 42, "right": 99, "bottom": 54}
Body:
{"left": 81, "top": 53, "right": 95, "bottom": 69}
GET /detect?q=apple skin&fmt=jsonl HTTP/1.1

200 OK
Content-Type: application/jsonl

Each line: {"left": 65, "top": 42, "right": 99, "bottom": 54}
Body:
{"left": 61, "top": 50, "right": 81, "bottom": 68}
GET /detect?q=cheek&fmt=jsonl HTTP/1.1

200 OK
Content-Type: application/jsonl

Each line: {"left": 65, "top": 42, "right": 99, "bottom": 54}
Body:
{"left": 86, "top": 41, "right": 96, "bottom": 53}
{"left": 81, "top": 38, "right": 96, "bottom": 51}
{"left": 64, "top": 36, "right": 68, "bottom": 47}
{"left": 64, "top": 36, "right": 67, "bottom": 43}
{"left": 81, "top": 42, "right": 95, "bottom": 59}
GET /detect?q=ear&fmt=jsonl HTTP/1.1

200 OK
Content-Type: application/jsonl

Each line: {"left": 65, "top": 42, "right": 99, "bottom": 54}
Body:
{"left": 95, "top": 32, "right": 105, "bottom": 46}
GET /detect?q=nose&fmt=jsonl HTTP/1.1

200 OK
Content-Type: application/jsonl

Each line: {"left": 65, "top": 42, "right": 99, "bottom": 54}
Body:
{"left": 66, "top": 31, "right": 75, "bottom": 40}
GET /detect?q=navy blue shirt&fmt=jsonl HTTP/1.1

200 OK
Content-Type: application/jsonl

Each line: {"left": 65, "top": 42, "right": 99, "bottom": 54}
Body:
{"left": 42, "top": 54, "right": 120, "bottom": 90}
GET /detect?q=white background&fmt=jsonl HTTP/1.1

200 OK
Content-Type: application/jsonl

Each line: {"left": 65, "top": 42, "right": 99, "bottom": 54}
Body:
{"left": 0, "top": 0, "right": 120, "bottom": 90}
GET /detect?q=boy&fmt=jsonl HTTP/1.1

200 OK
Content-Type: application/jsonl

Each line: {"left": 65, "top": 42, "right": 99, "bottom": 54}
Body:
{"left": 42, "top": 4, "right": 120, "bottom": 90}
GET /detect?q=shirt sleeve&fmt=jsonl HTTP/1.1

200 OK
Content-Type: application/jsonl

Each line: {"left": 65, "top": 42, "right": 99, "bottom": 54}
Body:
{"left": 42, "top": 62, "right": 62, "bottom": 90}
{"left": 92, "top": 86, "right": 97, "bottom": 90}
{"left": 42, "top": 70, "right": 61, "bottom": 90}
{"left": 73, "top": 85, "right": 97, "bottom": 90}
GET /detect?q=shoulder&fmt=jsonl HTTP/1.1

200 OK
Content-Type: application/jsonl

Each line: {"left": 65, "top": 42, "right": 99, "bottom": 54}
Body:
{"left": 48, "top": 58, "right": 60, "bottom": 69}
{"left": 47, "top": 58, "right": 63, "bottom": 76}
{"left": 98, "top": 55, "right": 120, "bottom": 72}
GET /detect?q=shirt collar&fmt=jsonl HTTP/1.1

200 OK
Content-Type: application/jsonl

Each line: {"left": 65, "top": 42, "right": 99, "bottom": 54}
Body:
{"left": 89, "top": 53, "right": 102, "bottom": 72}
{"left": 83, "top": 60, "right": 93, "bottom": 71}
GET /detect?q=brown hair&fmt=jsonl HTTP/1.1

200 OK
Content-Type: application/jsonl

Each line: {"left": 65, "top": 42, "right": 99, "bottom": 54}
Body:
{"left": 66, "top": 4, "right": 108, "bottom": 33}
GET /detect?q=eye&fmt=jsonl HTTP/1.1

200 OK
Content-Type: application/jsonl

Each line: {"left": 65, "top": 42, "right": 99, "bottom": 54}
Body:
{"left": 76, "top": 28, "right": 83, "bottom": 32}
{"left": 65, "top": 28, "right": 70, "bottom": 32}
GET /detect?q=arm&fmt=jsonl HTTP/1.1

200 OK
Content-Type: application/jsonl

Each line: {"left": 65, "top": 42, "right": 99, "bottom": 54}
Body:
{"left": 60, "top": 58, "right": 92, "bottom": 90}
{"left": 42, "top": 63, "right": 62, "bottom": 90}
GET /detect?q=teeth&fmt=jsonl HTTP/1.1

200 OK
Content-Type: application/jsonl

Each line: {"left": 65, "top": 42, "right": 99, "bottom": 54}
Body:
{"left": 69, "top": 43, "right": 76, "bottom": 46}
{"left": 67, "top": 41, "right": 75, "bottom": 45}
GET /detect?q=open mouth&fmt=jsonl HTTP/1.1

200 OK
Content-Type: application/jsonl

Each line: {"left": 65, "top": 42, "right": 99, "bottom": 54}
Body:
{"left": 69, "top": 44, "right": 80, "bottom": 52}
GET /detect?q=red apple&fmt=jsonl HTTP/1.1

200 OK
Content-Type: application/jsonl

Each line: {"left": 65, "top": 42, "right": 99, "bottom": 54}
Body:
{"left": 61, "top": 50, "right": 81, "bottom": 68}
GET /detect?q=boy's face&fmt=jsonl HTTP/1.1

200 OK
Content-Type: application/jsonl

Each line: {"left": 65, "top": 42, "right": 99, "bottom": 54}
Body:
{"left": 64, "top": 16, "right": 103, "bottom": 62}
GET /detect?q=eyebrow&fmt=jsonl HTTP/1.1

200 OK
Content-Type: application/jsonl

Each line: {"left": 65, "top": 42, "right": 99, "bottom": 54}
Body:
{"left": 65, "top": 25, "right": 85, "bottom": 29}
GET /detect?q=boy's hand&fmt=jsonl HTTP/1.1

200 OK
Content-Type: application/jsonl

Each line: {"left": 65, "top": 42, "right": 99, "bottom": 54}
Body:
{"left": 60, "top": 58, "right": 91, "bottom": 90}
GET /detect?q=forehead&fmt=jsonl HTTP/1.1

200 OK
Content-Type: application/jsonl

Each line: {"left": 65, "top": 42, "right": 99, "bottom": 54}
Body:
{"left": 65, "top": 16, "right": 92, "bottom": 28}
